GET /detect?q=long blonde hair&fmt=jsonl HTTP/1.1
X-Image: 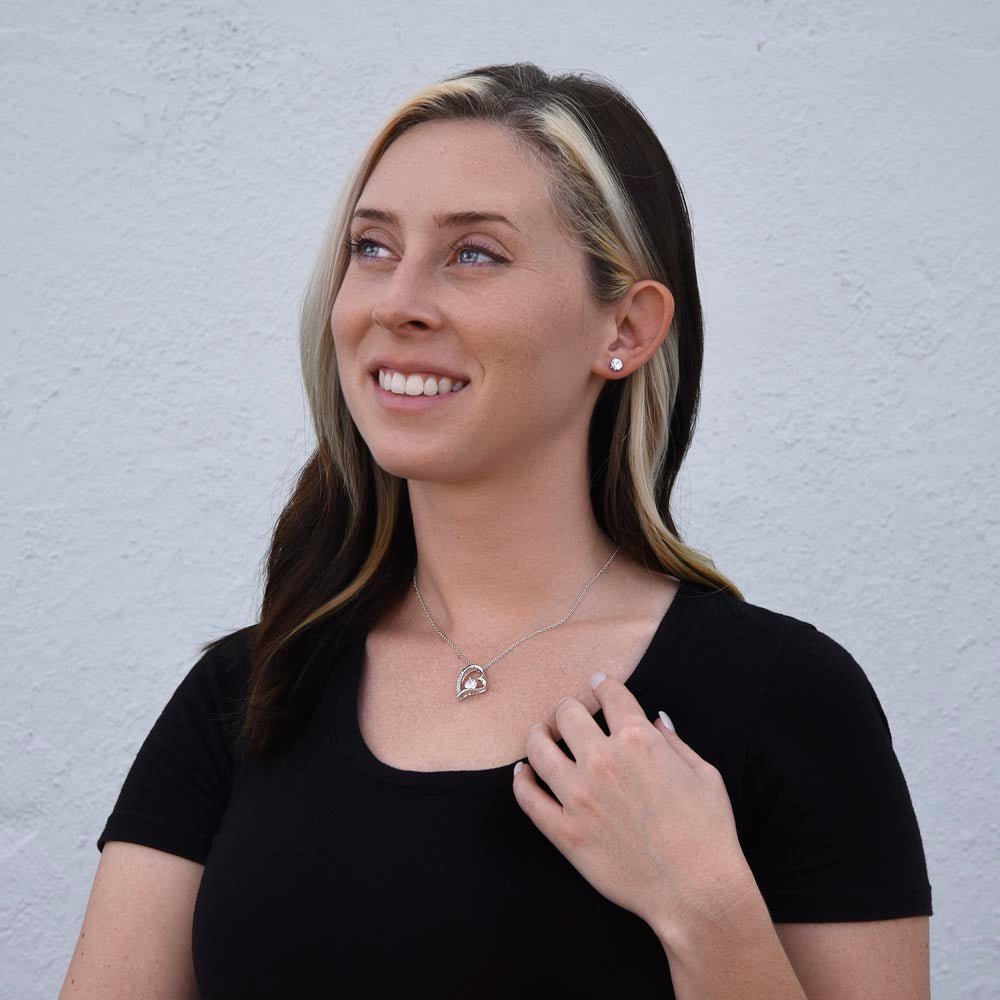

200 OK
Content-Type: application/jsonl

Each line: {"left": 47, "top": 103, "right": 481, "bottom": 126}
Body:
{"left": 210, "top": 62, "right": 743, "bottom": 758}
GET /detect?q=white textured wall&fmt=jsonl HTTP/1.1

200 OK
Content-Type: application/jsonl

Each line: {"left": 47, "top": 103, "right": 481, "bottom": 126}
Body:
{"left": 3, "top": 2, "right": 996, "bottom": 996}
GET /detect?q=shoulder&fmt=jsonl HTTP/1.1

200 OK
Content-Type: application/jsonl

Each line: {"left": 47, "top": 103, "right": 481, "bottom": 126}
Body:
{"left": 679, "top": 580, "right": 865, "bottom": 667}
{"left": 187, "top": 626, "right": 254, "bottom": 693}
{"left": 687, "top": 585, "right": 896, "bottom": 759}
{"left": 673, "top": 580, "right": 828, "bottom": 684}
{"left": 677, "top": 579, "right": 812, "bottom": 642}
{"left": 159, "top": 626, "right": 256, "bottom": 754}
{"left": 718, "top": 589, "right": 885, "bottom": 734}
{"left": 670, "top": 580, "right": 885, "bottom": 738}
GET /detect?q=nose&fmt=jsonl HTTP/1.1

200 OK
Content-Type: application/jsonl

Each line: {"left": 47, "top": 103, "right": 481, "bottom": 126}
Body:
{"left": 370, "top": 259, "right": 443, "bottom": 334}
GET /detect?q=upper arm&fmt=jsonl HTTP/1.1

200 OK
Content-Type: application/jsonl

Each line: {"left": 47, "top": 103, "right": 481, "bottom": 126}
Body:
{"left": 58, "top": 841, "right": 204, "bottom": 1000}
{"left": 775, "top": 916, "right": 930, "bottom": 1000}
{"left": 739, "top": 624, "right": 934, "bottom": 996}
{"left": 94, "top": 636, "right": 247, "bottom": 865}
{"left": 741, "top": 624, "right": 934, "bottom": 924}
{"left": 69, "top": 635, "right": 249, "bottom": 998}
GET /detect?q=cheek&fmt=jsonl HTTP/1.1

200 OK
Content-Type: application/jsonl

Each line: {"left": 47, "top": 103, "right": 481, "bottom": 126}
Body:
{"left": 330, "top": 275, "right": 374, "bottom": 328}
{"left": 329, "top": 294, "right": 355, "bottom": 345}
{"left": 490, "top": 296, "right": 581, "bottom": 384}
{"left": 479, "top": 358, "right": 578, "bottom": 432}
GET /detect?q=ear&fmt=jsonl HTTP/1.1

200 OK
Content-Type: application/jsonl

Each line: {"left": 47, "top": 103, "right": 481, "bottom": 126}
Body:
{"left": 598, "top": 279, "right": 675, "bottom": 377}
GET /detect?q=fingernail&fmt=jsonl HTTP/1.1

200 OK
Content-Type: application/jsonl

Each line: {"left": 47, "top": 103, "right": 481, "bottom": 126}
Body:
{"left": 658, "top": 710, "right": 675, "bottom": 731}
{"left": 513, "top": 761, "right": 524, "bottom": 776}
{"left": 590, "top": 671, "right": 608, "bottom": 688}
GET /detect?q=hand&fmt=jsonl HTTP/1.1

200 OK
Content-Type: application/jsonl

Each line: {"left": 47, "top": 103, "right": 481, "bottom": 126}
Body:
{"left": 512, "top": 671, "right": 756, "bottom": 937}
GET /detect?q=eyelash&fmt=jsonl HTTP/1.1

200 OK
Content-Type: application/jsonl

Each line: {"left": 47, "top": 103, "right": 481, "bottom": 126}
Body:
{"left": 344, "top": 233, "right": 507, "bottom": 267}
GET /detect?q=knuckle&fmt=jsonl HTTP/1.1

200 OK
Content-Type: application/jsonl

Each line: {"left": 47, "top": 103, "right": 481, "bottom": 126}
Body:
{"left": 561, "top": 821, "right": 587, "bottom": 851}
{"left": 566, "top": 783, "right": 598, "bottom": 815}
{"left": 620, "top": 722, "right": 653, "bottom": 745}
{"left": 524, "top": 723, "right": 546, "bottom": 748}
{"left": 585, "top": 745, "right": 616, "bottom": 779}
{"left": 620, "top": 722, "right": 659, "bottom": 755}
{"left": 703, "top": 760, "right": 724, "bottom": 783}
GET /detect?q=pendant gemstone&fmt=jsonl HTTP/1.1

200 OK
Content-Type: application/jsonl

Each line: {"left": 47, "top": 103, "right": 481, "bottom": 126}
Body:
{"left": 456, "top": 664, "right": 488, "bottom": 700}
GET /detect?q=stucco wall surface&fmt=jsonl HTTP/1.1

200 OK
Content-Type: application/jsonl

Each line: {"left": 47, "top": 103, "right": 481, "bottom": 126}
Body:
{"left": 2, "top": 2, "right": 996, "bottom": 997}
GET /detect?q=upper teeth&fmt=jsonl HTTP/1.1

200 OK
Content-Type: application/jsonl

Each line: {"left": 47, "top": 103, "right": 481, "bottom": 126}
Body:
{"left": 378, "top": 369, "right": 466, "bottom": 396}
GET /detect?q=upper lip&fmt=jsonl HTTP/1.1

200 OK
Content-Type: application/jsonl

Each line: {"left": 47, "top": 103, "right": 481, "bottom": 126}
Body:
{"left": 370, "top": 358, "right": 470, "bottom": 382}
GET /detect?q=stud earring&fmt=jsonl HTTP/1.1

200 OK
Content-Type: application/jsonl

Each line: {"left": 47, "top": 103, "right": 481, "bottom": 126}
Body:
{"left": 609, "top": 358, "right": 623, "bottom": 372}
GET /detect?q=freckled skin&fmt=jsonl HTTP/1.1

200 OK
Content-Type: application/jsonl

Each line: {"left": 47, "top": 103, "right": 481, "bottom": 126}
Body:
{"left": 332, "top": 119, "right": 613, "bottom": 489}
{"left": 329, "top": 116, "right": 673, "bottom": 644}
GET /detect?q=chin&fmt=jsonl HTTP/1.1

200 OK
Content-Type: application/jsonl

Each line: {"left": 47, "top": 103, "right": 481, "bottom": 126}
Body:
{"left": 367, "top": 446, "right": 474, "bottom": 485}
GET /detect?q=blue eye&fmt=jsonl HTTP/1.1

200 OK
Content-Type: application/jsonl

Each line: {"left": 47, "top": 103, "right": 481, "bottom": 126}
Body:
{"left": 344, "top": 234, "right": 507, "bottom": 267}
{"left": 345, "top": 235, "right": 388, "bottom": 262}
{"left": 454, "top": 242, "right": 504, "bottom": 265}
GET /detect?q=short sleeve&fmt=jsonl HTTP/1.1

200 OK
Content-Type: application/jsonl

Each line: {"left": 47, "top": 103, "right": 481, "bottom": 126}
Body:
{"left": 96, "top": 633, "right": 248, "bottom": 865}
{"left": 740, "top": 624, "right": 933, "bottom": 922}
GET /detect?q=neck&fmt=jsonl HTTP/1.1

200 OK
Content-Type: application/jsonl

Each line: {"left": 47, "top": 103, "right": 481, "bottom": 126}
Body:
{"left": 401, "top": 478, "right": 624, "bottom": 644}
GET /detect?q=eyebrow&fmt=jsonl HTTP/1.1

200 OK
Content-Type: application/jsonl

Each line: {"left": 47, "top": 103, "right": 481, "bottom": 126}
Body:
{"left": 351, "top": 206, "right": 520, "bottom": 233}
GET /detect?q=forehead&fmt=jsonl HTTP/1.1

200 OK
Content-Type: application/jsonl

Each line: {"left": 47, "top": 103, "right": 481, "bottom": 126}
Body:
{"left": 358, "top": 120, "right": 558, "bottom": 232}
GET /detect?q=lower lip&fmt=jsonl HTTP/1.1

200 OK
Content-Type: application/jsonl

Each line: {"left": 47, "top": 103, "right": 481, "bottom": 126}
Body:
{"left": 370, "top": 372, "right": 469, "bottom": 410}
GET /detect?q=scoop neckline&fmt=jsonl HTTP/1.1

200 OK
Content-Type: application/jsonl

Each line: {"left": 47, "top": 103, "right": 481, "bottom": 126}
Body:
{"left": 331, "top": 577, "right": 696, "bottom": 792}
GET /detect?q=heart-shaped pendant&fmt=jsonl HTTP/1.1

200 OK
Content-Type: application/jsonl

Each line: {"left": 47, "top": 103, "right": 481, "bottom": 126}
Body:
{"left": 456, "top": 664, "right": 488, "bottom": 700}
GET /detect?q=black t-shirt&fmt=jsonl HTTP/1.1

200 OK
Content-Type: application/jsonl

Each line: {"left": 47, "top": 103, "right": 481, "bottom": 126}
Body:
{"left": 96, "top": 579, "right": 933, "bottom": 998}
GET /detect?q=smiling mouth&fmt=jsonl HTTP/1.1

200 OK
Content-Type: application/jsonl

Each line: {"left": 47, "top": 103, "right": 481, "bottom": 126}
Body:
{"left": 371, "top": 370, "right": 470, "bottom": 395}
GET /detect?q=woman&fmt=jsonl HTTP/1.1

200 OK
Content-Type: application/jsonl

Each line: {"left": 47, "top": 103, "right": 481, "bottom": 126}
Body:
{"left": 61, "top": 62, "right": 932, "bottom": 998}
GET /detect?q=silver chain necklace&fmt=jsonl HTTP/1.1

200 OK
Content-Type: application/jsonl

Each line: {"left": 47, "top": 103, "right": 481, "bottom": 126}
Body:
{"left": 411, "top": 544, "right": 622, "bottom": 700}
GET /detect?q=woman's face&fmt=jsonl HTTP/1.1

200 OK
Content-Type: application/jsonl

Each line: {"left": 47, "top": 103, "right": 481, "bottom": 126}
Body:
{"left": 331, "top": 119, "right": 616, "bottom": 485}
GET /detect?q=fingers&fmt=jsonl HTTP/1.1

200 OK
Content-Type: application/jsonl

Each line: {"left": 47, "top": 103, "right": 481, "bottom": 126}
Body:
{"left": 511, "top": 756, "right": 564, "bottom": 838}
{"left": 589, "top": 671, "right": 654, "bottom": 733}
{"left": 523, "top": 719, "right": 576, "bottom": 801}
{"left": 591, "top": 673, "right": 705, "bottom": 769}
{"left": 653, "top": 713, "right": 709, "bottom": 771}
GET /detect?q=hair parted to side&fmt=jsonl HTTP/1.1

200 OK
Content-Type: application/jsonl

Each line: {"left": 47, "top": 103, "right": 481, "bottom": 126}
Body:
{"left": 207, "top": 61, "right": 744, "bottom": 759}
